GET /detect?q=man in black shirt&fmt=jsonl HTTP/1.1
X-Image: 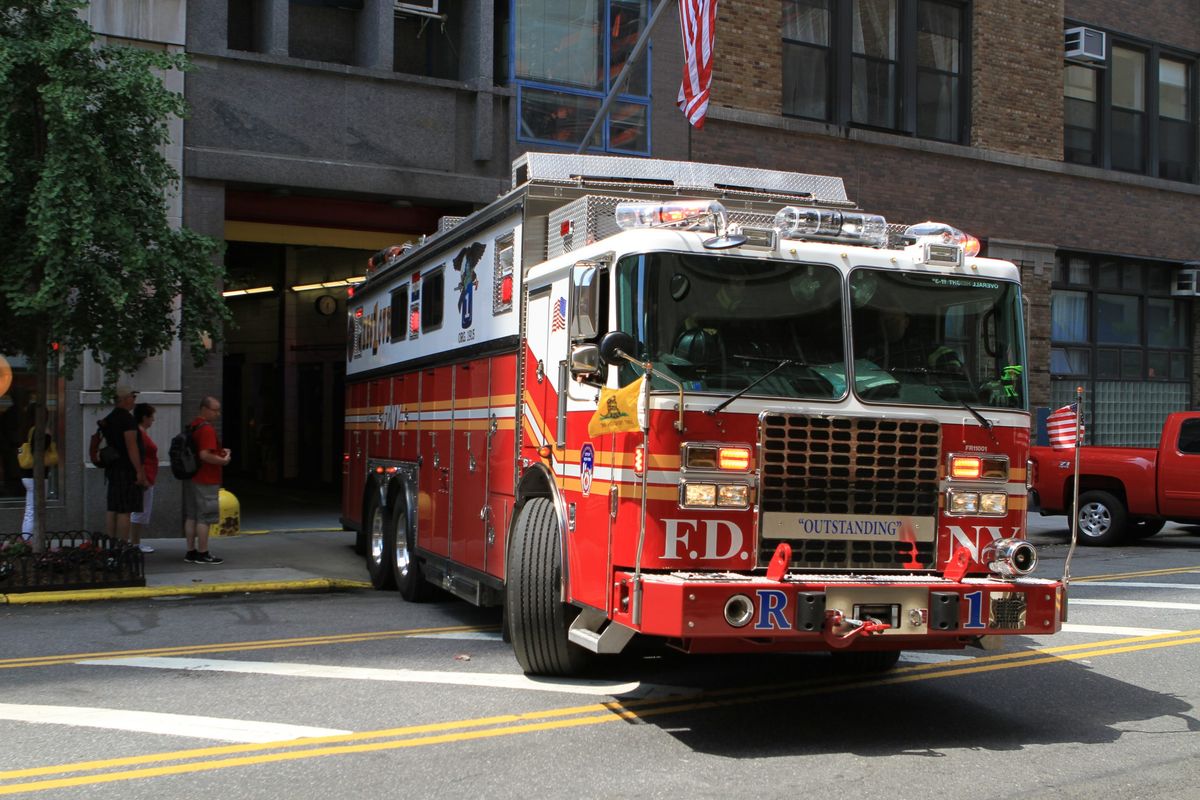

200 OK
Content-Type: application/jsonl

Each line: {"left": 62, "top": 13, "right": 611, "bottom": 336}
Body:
{"left": 103, "top": 385, "right": 148, "bottom": 544}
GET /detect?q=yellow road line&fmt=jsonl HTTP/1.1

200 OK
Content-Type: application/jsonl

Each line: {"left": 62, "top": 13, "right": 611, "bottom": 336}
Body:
{"left": 3, "top": 630, "right": 1200, "bottom": 794}
{"left": 1072, "top": 565, "right": 1200, "bottom": 583}
{"left": 0, "top": 625, "right": 498, "bottom": 669}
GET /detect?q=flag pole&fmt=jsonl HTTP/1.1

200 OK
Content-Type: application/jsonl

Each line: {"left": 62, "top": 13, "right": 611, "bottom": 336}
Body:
{"left": 1061, "top": 386, "right": 1084, "bottom": 583}
{"left": 575, "top": 0, "right": 675, "bottom": 154}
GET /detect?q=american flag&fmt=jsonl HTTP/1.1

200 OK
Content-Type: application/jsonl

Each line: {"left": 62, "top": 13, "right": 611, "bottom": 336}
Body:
{"left": 551, "top": 297, "right": 566, "bottom": 332}
{"left": 1047, "top": 403, "right": 1084, "bottom": 450}
{"left": 676, "top": 0, "right": 720, "bottom": 128}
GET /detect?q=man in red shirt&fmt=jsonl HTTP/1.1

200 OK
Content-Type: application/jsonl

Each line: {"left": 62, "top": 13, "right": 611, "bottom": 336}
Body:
{"left": 183, "top": 395, "right": 231, "bottom": 564}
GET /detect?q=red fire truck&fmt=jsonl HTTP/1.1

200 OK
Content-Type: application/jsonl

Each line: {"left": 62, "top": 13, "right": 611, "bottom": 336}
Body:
{"left": 343, "top": 153, "right": 1066, "bottom": 676}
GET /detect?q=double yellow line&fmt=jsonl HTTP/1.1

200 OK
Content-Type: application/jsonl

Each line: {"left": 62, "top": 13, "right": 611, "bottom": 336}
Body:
{"left": 3, "top": 628, "right": 1200, "bottom": 795}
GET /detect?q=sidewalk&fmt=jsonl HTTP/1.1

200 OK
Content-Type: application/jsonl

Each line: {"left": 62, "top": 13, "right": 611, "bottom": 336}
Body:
{"left": 3, "top": 482, "right": 371, "bottom": 605}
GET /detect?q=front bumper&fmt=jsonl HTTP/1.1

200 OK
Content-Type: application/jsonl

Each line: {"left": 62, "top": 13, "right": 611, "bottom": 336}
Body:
{"left": 608, "top": 570, "right": 1065, "bottom": 649}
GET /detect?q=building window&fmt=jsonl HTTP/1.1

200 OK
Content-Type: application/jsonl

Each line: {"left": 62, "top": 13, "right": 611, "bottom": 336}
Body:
{"left": 512, "top": 0, "right": 651, "bottom": 154}
{"left": 1064, "top": 32, "right": 1197, "bottom": 182}
{"left": 1051, "top": 254, "right": 1192, "bottom": 446}
{"left": 783, "top": 0, "right": 967, "bottom": 143}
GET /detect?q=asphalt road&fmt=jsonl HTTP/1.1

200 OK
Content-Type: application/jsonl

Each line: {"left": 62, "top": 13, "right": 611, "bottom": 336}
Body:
{"left": 2, "top": 521, "right": 1199, "bottom": 799}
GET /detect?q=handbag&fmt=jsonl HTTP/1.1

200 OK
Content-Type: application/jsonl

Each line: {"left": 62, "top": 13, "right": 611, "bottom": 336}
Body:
{"left": 17, "top": 427, "right": 58, "bottom": 470}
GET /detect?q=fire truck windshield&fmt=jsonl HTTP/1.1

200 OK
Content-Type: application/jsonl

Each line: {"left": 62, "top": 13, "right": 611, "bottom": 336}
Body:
{"left": 848, "top": 269, "right": 1027, "bottom": 410}
{"left": 615, "top": 253, "right": 847, "bottom": 401}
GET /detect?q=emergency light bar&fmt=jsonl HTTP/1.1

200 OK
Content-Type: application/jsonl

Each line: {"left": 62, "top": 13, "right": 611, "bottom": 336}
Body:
{"left": 905, "top": 221, "right": 981, "bottom": 265}
{"left": 614, "top": 200, "right": 747, "bottom": 250}
{"left": 772, "top": 207, "right": 888, "bottom": 248}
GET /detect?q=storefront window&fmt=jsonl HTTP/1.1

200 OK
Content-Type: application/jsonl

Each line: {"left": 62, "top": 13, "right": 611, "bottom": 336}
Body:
{"left": 0, "top": 354, "right": 63, "bottom": 506}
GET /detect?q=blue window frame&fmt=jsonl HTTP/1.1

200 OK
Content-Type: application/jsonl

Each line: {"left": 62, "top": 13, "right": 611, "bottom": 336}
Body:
{"left": 511, "top": 0, "right": 651, "bottom": 154}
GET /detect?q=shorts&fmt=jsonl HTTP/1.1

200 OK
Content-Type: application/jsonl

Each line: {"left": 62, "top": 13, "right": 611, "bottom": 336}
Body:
{"left": 184, "top": 481, "right": 221, "bottom": 525}
{"left": 131, "top": 485, "right": 155, "bottom": 525}
{"left": 106, "top": 465, "right": 144, "bottom": 514}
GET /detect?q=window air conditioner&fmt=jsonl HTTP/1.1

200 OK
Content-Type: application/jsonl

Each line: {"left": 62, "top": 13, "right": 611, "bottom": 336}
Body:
{"left": 1064, "top": 27, "right": 1106, "bottom": 63}
{"left": 394, "top": 0, "right": 441, "bottom": 18}
{"left": 1170, "top": 267, "right": 1200, "bottom": 297}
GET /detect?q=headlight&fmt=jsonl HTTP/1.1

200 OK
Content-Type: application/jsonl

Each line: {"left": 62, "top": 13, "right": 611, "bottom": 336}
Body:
{"left": 683, "top": 483, "right": 717, "bottom": 507}
{"left": 980, "top": 493, "right": 1008, "bottom": 514}
{"left": 717, "top": 484, "right": 750, "bottom": 507}
{"left": 948, "top": 490, "right": 979, "bottom": 514}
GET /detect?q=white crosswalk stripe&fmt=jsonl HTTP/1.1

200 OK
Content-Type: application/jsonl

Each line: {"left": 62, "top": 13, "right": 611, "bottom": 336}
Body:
{"left": 0, "top": 703, "right": 349, "bottom": 743}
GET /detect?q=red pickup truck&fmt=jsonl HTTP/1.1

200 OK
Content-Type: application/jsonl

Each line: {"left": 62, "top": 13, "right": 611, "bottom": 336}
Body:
{"left": 1030, "top": 411, "right": 1200, "bottom": 546}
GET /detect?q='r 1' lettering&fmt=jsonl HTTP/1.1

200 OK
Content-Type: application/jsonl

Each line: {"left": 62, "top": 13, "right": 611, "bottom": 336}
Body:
{"left": 963, "top": 590, "right": 986, "bottom": 629}
{"left": 755, "top": 589, "right": 789, "bottom": 631}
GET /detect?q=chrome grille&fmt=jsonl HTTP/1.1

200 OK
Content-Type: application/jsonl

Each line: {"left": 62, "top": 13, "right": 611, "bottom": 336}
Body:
{"left": 759, "top": 414, "right": 941, "bottom": 570}
{"left": 760, "top": 414, "right": 941, "bottom": 515}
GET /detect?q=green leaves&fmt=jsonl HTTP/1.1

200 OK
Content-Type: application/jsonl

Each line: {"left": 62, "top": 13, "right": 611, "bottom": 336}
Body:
{"left": 0, "top": 0, "right": 229, "bottom": 387}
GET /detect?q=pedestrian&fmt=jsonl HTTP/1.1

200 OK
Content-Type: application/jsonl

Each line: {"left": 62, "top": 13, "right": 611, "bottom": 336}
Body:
{"left": 183, "top": 395, "right": 230, "bottom": 564}
{"left": 103, "top": 385, "right": 147, "bottom": 544}
{"left": 130, "top": 402, "right": 158, "bottom": 554}
{"left": 18, "top": 402, "right": 54, "bottom": 541}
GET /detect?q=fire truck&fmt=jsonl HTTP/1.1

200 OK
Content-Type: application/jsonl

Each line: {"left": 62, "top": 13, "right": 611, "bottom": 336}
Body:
{"left": 343, "top": 153, "right": 1066, "bottom": 676}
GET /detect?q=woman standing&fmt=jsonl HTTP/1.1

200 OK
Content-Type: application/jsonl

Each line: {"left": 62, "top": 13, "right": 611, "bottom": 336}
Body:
{"left": 130, "top": 403, "right": 158, "bottom": 554}
{"left": 19, "top": 403, "right": 53, "bottom": 540}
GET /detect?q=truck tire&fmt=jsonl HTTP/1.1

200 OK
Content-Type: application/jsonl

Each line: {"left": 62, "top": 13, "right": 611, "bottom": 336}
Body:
{"left": 830, "top": 650, "right": 901, "bottom": 673}
{"left": 1075, "top": 490, "right": 1127, "bottom": 547}
{"left": 1129, "top": 518, "right": 1166, "bottom": 539}
{"left": 388, "top": 493, "right": 432, "bottom": 602}
{"left": 363, "top": 493, "right": 395, "bottom": 590}
{"left": 506, "top": 497, "right": 593, "bottom": 676}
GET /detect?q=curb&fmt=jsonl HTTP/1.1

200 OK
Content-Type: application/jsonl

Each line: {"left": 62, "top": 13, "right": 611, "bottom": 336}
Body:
{"left": 1, "top": 578, "right": 372, "bottom": 605}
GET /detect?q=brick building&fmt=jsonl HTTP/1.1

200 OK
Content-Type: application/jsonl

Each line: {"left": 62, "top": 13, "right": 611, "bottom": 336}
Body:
{"left": 2, "top": 0, "right": 1196, "bottom": 532}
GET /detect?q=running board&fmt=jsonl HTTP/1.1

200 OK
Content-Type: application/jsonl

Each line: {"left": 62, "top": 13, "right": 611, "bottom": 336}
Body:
{"left": 568, "top": 608, "right": 636, "bottom": 654}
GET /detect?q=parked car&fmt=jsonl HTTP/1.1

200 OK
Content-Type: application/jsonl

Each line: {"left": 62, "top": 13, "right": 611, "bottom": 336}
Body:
{"left": 1029, "top": 411, "right": 1200, "bottom": 546}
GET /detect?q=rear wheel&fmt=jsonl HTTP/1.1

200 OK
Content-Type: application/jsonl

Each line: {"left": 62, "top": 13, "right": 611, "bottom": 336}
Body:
{"left": 363, "top": 492, "right": 395, "bottom": 590}
{"left": 388, "top": 493, "right": 432, "bottom": 602}
{"left": 1129, "top": 518, "right": 1166, "bottom": 539}
{"left": 506, "top": 497, "right": 593, "bottom": 676}
{"left": 1075, "top": 490, "right": 1128, "bottom": 547}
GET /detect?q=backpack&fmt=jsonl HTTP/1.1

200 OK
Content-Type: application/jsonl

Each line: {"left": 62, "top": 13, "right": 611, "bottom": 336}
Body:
{"left": 168, "top": 423, "right": 202, "bottom": 479}
{"left": 89, "top": 419, "right": 121, "bottom": 469}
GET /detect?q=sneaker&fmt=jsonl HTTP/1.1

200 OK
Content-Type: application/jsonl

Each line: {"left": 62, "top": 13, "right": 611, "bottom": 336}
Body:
{"left": 192, "top": 552, "right": 223, "bottom": 565}
{"left": 138, "top": 544, "right": 155, "bottom": 554}
{"left": 184, "top": 550, "right": 199, "bottom": 563}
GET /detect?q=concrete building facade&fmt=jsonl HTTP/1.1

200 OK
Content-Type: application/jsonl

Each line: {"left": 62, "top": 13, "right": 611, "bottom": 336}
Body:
{"left": 2, "top": 0, "right": 1196, "bottom": 533}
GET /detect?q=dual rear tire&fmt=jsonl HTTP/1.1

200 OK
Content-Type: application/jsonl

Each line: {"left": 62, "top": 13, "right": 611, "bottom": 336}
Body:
{"left": 363, "top": 488, "right": 431, "bottom": 601}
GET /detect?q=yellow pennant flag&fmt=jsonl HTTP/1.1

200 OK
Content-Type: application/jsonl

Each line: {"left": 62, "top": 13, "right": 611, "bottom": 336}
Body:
{"left": 588, "top": 375, "right": 644, "bottom": 437}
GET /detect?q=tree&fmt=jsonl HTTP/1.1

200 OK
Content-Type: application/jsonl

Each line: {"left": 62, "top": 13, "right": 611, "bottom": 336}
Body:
{"left": 0, "top": 1, "right": 229, "bottom": 550}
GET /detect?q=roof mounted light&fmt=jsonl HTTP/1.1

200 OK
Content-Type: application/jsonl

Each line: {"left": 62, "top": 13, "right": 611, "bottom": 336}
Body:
{"left": 614, "top": 200, "right": 747, "bottom": 250}
{"left": 905, "top": 221, "right": 981, "bottom": 263}
{"left": 772, "top": 207, "right": 888, "bottom": 248}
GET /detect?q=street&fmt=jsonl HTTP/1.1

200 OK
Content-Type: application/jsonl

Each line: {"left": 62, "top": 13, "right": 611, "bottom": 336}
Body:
{"left": 2, "top": 521, "right": 1199, "bottom": 799}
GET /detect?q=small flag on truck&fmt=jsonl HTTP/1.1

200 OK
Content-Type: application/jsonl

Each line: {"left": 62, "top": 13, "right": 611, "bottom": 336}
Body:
{"left": 1047, "top": 403, "right": 1084, "bottom": 449}
{"left": 589, "top": 376, "right": 644, "bottom": 437}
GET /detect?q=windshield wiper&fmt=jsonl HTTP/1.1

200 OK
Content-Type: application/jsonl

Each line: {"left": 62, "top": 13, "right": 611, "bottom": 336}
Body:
{"left": 707, "top": 356, "right": 796, "bottom": 415}
{"left": 958, "top": 397, "right": 994, "bottom": 432}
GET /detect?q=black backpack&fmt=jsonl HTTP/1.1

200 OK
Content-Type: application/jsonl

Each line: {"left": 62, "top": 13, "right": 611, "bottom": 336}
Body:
{"left": 89, "top": 419, "right": 121, "bottom": 469}
{"left": 168, "top": 423, "right": 202, "bottom": 479}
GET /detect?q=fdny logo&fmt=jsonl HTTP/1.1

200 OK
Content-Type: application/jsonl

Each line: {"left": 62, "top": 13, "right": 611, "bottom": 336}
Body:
{"left": 662, "top": 519, "right": 748, "bottom": 561}
{"left": 452, "top": 242, "right": 485, "bottom": 329}
{"left": 580, "top": 443, "right": 594, "bottom": 497}
{"left": 945, "top": 524, "right": 1021, "bottom": 561}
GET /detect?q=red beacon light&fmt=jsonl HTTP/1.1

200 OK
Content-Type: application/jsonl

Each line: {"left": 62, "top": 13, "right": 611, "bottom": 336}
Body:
{"left": 905, "top": 221, "right": 981, "bottom": 264}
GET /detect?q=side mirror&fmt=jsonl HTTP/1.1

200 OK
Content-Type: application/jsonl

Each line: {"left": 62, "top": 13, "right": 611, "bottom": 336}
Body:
{"left": 569, "top": 261, "right": 601, "bottom": 340}
{"left": 570, "top": 344, "right": 601, "bottom": 378}
{"left": 598, "top": 331, "right": 638, "bottom": 366}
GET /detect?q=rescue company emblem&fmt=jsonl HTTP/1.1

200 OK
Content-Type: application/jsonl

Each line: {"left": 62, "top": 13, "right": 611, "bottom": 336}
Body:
{"left": 580, "top": 443, "right": 594, "bottom": 497}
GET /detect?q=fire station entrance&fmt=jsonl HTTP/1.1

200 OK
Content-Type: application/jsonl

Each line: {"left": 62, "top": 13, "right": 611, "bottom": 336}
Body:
{"left": 218, "top": 189, "right": 462, "bottom": 496}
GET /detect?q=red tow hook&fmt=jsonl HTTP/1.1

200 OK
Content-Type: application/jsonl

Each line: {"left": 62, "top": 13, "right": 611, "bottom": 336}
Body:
{"left": 822, "top": 609, "right": 891, "bottom": 649}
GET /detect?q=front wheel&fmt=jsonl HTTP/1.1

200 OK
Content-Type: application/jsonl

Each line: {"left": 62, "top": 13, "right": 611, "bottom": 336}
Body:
{"left": 1075, "top": 490, "right": 1128, "bottom": 547}
{"left": 506, "top": 497, "right": 593, "bottom": 676}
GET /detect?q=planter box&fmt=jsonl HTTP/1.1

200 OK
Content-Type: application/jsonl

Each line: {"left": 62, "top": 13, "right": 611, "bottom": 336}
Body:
{"left": 0, "top": 532, "right": 145, "bottom": 593}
